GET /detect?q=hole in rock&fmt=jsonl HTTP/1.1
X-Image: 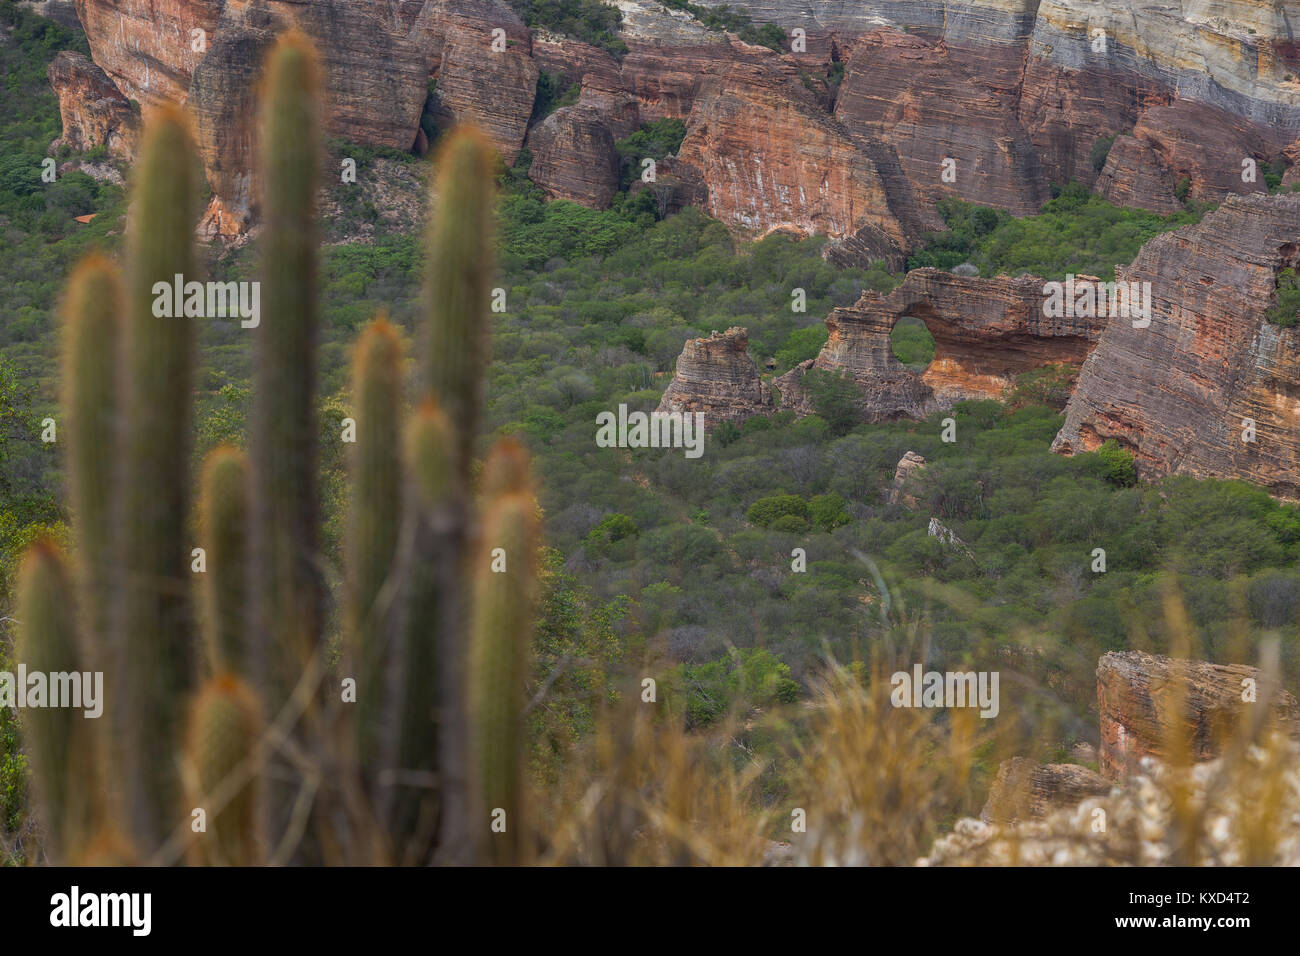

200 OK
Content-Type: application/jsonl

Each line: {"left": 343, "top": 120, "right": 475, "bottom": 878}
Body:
{"left": 890, "top": 316, "right": 936, "bottom": 371}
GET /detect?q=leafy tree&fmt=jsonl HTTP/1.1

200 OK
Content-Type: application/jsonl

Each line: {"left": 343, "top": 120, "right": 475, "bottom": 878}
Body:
{"left": 1267, "top": 267, "right": 1300, "bottom": 328}
{"left": 1095, "top": 439, "right": 1137, "bottom": 487}
{"left": 802, "top": 368, "right": 860, "bottom": 437}
{"left": 775, "top": 324, "right": 828, "bottom": 370}
{"left": 809, "top": 493, "right": 850, "bottom": 531}
{"left": 747, "top": 494, "right": 810, "bottom": 528}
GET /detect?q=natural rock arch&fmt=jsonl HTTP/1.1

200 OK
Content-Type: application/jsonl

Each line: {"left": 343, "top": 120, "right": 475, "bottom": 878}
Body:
{"left": 775, "top": 269, "right": 1107, "bottom": 422}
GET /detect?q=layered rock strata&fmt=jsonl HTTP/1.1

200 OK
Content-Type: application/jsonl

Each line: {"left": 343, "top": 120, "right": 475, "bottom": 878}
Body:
{"left": 980, "top": 757, "right": 1112, "bottom": 824}
{"left": 1097, "top": 650, "right": 1300, "bottom": 779}
{"left": 1052, "top": 194, "right": 1300, "bottom": 500}
{"left": 775, "top": 269, "right": 1105, "bottom": 422}
{"left": 47, "top": 51, "right": 140, "bottom": 161}
{"left": 656, "top": 327, "right": 772, "bottom": 427}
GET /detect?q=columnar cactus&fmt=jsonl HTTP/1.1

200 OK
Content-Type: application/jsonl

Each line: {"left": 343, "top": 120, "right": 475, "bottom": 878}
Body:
{"left": 198, "top": 446, "right": 250, "bottom": 675}
{"left": 119, "top": 104, "right": 199, "bottom": 852}
{"left": 186, "top": 675, "right": 262, "bottom": 866}
{"left": 22, "top": 32, "right": 538, "bottom": 869}
{"left": 345, "top": 318, "right": 404, "bottom": 794}
{"left": 470, "top": 443, "right": 540, "bottom": 865}
{"left": 16, "top": 542, "right": 94, "bottom": 862}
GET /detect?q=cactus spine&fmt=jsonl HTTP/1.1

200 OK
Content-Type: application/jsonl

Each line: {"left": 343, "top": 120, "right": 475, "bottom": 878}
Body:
{"left": 251, "top": 29, "right": 323, "bottom": 706}
{"left": 59, "top": 255, "right": 122, "bottom": 817}
{"left": 410, "top": 126, "right": 501, "bottom": 863}
{"left": 60, "top": 254, "right": 121, "bottom": 668}
{"left": 198, "top": 446, "right": 250, "bottom": 675}
{"left": 120, "top": 104, "right": 199, "bottom": 851}
{"left": 424, "top": 129, "right": 496, "bottom": 481}
{"left": 249, "top": 34, "right": 328, "bottom": 858}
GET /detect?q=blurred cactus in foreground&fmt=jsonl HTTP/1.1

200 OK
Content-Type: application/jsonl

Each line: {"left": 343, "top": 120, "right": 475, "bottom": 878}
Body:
{"left": 22, "top": 32, "right": 536, "bottom": 866}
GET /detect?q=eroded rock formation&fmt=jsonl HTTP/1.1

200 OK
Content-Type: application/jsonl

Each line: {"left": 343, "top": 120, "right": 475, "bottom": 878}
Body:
{"left": 416, "top": 0, "right": 538, "bottom": 159}
{"left": 835, "top": 27, "right": 1050, "bottom": 216}
{"left": 525, "top": 104, "right": 620, "bottom": 208}
{"left": 657, "top": 327, "right": 772, "bottom": 427}
{"left": 1052, "top": 194, "right": 1300, "bottom": 500}
{"left": 676, "top": 67, "right": 937, "bottom": 254}
{"left": 53, "top": 0, "right": 1300, "bottom": 238}
{"left": 1097, "top": 650, "right": 1300, "bottom": 780}
{"left": 47, "top": 51, "right": 140, "bottom": 161}
{"left": 887, "top": 451, "right": 927, "bottom": 508}
{"left": 775, "top": 269, "right": 1105, "bottom": 422}
{"left": 980, "top": 757, "right": 1112, "bottom": 824}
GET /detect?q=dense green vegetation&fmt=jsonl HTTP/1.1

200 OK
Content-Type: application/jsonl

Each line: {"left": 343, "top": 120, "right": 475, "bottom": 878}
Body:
{"left": 890, "top": 316, "right": 936, "bottom": 369}
{"left": 506, "top": 0, "right": 628, "bottom": 58}
{"left": 906, "top": 186, "right": 1206, "bottom": 279}
{"left": 658, "top": 1, "right": 787, "bottom": 51}
{"left": 1269, "top": 266, "right": 1300, "bottom": 328}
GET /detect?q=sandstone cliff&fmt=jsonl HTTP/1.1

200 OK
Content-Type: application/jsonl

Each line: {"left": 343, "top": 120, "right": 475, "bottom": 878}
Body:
{"left": 54, "top": 0, "right": 1300, "bottom": 238}
{"left": 657, "top": 327, "right": 772, "bottom": 427}
{"left": 47, "top": 51, "right": 140, "bottom": 162}
{"left": 1097, "top": 650, "right": 1300, "bottom": 779}
{"left": 1053, "top": 194, "right": 1300, "bottom": 500}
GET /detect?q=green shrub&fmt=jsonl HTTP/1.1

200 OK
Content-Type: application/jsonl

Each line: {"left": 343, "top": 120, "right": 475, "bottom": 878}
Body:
{"left": 809, "top": 493, "right": 850, "bottom": 531}
{"left": 1090, "top": 134, "right": 1116, "bottom": 172}
{"left": 770, "top": 513, "right": 811, "bottom": 534}
{"left": 1096, "top": 439, "right": 1137, "bottom": 487}
{"left": 1267, "top": 267, "right": 1300, "bottom": 328}
{"left": 802, "top": 368, "right": 860, "bottom": 437}
{"left": 746, "top": 493, "right": 810, "bottom": 528}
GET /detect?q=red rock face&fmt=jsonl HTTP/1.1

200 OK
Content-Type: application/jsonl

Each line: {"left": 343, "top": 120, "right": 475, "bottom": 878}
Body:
{"left": 674, "top": 65, "right": 936, "bottom": 253}
{"left": 57, "top": 0, "right": 1300, "bottom": 239}
{"left": 47, "top": 51, "right": 140, "bottom": 161}
{"left": 1097, "top": 651, "right": 1300, "bottom": 780}
{"left": 415, "top": 0, "right": 537, "bottom": 160}
{"left": 1017, "top": 54, "right": 1169, "bottom": 190}
{"left": 69, "top": 0, "right": 534, "bottom": 235}
{"left": 657, "top": 327, "right": 772, "bottom": 427}
{"left": 1094, "top": 134, "right": 1182, "bottom": 214}
{"left": 775, "top": 269, "right": 1106, "bottom": 422}
{"left": 835, "top": 29, "right": 1051, "bottom": 216}
{"left": 525, "top": 105, "right": 620, "bottom": 208}
{"left": 1052, "top": 194, "right": 1300, "bottom": 500}
{"left": 74, "top": 0, "right": 223, "bottom": 108}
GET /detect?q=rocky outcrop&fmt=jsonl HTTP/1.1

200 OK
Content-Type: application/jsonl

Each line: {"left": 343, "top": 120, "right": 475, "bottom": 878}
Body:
{"left": 835, "top": 28, "right": 1051, "bottom": 215}
{"left": 73, "top": 0, "right": 224, "bottom": 108}
{"left": 57, "top": 0, "right": 1300, "bottom": 238}
{"left": 1094, "top": 134, "right": 1182, "bottom": 214}
{"left": 1052, "top": 194, "right": 1300, "bottom": 500}
{"left": 47, "top": 51, "right": 140, "bottom": 161}
{"left": 924, "top": 738, "right": 1300, "bottom": 866}
{"left": 525, "top": 104, "right": 620, "bottom": 208}
{"left": 675, "top": 67, "right": 938, "bottom": 250}
{"left": 1097, "top": 650, "right": 1300, "bottom": 780}
{"left": 416, "top": 0, "right": 538, "bottom": 160}
{"left": 980, "top": 757, "right": 1112, "bottom": 824}
{"left": 68, "top": 0, "right": 531, "bottom": 234}
{"left": 776, "top": 269, "right": 1105, "bottom": 422}
{"left": 887, "top": 451, "right": 927, "bottom": 507}
{"left": 657, "top": 327, "right": 772, "bottom": 427}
